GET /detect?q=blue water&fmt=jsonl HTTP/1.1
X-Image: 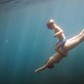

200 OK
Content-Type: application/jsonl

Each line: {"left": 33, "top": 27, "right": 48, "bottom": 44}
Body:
{"left": 0, "top": 0, "right": 84, "bottom": 84}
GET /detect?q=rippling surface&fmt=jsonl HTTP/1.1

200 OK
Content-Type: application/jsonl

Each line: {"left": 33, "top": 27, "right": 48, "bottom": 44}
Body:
{"left": 0, "top": 0, "right": 53, "bottom": 12}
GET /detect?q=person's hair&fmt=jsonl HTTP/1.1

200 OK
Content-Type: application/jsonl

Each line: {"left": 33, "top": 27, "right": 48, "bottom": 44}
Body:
{"left": 47, "top": 19, "right": 55, "bottom": 29}
{"left": 47, "top": 64, "right": 54, "bottom": 69}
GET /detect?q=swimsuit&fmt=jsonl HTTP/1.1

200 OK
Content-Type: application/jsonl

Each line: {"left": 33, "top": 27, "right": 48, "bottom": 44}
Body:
{"left": 56, "top": 38, "right": 66, "bottom": 47}
{"left": 56, "top": 38, "right": 67, "bottom": 56}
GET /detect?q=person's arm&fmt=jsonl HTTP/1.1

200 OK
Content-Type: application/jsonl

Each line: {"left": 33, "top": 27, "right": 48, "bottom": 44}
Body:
{"left": 35, "top": 65, "right": 47, "bottom": 73}
{"left": 54, "top": 30, "right": 63, "bottom": 37}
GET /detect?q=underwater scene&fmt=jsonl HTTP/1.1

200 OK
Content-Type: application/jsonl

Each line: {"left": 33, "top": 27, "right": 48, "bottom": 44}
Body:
{"left": 0, "top": 0, "right": 84, "bottom": 84}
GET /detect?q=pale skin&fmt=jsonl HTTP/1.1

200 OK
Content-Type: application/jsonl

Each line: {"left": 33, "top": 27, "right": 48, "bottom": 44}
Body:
{"left": 35, "top": 29, "right": 84, "bottom": 73}
{"left": 47, "top": 19, "right": 66, "bottom": 54}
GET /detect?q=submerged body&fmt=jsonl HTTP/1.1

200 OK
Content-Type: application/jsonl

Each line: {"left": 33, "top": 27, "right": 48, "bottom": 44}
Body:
{"left": 35, "top": 29, "right": 84, "bottom": 73}
{"left": 47, "top": 19, "right": 66, "bottom": 54}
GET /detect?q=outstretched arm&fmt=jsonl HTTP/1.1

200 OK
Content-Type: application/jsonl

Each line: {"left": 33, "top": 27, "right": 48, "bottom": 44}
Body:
{"left": 35, "top": 52, "right": 66, "bottom": 73}
{"left": 35, "top": 65, "right": 47, "bottom": 73}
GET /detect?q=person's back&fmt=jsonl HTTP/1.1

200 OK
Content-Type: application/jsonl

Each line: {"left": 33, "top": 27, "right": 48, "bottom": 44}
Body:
{"left": 47, "top": 19, "right": 66, "bottom": 40}
{"left": 53, "top": 24, "right": 66, "bottom": 40}
{"left": 47, "top": 19, "right": 66, "bottom": 53}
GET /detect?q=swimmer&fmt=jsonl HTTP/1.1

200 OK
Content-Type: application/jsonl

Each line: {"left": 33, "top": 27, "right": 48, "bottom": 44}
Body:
{"left": 47, "top": 19, "right": 66, "bottom": 55}
{"left": 35, "top": 29, "right": 84, "bottom": 73}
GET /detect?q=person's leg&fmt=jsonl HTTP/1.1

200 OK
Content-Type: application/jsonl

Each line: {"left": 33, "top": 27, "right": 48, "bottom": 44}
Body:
{"left": 64, "top": 33, "right": 84, "bottom": 50}
{"left": 68, "top": 29, "right": 84, "bottom": 41}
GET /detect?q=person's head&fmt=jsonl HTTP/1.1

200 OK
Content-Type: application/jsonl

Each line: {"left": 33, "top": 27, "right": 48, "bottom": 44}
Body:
{"left": 47, "top": 19, "right": 55, "bottom": 30}
{"left": 47, "top": 64, "right": 54, "bottom": 69}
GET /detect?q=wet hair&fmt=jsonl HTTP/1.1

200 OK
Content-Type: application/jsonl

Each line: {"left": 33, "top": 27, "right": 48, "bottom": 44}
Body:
{"left": 47, "top": 64, "right": 54, "bottom": 69}
{"left": 47, "top": 19, "right": 55, "bottom": 29}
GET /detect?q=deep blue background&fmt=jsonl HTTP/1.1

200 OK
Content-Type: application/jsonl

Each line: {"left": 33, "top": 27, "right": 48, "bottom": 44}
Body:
{"left": 0, "top": 0, "right": 84, "bottom": 84}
